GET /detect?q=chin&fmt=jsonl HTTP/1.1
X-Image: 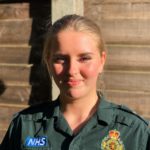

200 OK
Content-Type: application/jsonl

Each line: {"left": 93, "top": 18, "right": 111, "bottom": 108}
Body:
{"left": 62, "top": 88, "right": 89, "bottom": 100}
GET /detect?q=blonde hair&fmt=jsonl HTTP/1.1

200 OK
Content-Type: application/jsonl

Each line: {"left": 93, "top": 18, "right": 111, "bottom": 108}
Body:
{"left": 43, "top": 14, "right": 106, "bottom": 72}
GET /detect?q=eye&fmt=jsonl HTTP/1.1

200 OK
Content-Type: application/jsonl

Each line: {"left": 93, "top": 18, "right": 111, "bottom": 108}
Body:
{"left": 79, "top": 55, "right": 92, "bottom": 62}
{"left": 52, "top": 55, "right": 67, "bottom": 64}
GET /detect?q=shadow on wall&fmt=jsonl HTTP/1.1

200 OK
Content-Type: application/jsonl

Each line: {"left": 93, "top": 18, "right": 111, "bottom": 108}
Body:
{"left": 0, "top": 0, "right": 52, "bottom": 105}
{"left": 0, "top": 80, "right": 6, "bottom": 96}
{"left": 28, "top": 0, "right": 52, "bottom": 105}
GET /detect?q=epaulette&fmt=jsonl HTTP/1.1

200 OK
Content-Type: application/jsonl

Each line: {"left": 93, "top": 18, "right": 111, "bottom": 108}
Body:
{"left": 116, "top": 104, "right": 149, "bottom": 126}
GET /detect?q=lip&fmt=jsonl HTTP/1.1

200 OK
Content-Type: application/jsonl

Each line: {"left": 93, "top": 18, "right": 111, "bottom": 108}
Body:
{"left": 66, "top": 79, "right": 82, "bottom": 87}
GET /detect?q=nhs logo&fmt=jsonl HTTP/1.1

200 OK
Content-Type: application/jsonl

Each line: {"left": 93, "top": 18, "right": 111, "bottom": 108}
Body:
{"left": 25, "top": 136, "right": 47, "bottom": 147}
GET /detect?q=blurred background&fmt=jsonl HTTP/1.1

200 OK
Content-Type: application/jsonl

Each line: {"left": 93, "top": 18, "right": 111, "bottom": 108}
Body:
{"left": 0, "top": 0, "right": 150, "bottom": 142}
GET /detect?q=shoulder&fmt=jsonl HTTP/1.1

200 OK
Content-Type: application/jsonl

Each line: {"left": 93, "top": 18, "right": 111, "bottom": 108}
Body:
{"left": 12, "top": 100, "right": 59, "bottom": 121}
{"left": 113, "top": 103, "right": 150, "bottom": 148}
{"left": 100, "top": 94, "right": 150, "bottom": 129}
{"left": 113, "top": 103, "right": 149, "bottom": 127}
{"left": 107, "top": 101, "right": 150, "bottom": 149}
{"left": 107, "top": 100, "right": 150, "bottom": 136}
{"left": 100, "top": 95, "right": 149, "bottom": 127}
{"left": 99, "top": 94, "right": 149, "bottom": 129}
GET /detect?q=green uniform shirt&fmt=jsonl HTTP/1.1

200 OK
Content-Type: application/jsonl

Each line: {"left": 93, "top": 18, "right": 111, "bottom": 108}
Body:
{"left": 1, "top": 96, "right": 150, "bottom": 150}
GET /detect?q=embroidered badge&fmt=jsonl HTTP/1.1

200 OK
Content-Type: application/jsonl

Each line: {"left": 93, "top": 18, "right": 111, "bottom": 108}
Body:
{"left": 25, "top": 136, "right": 47, "bottom": 147}
{"left": 101, "top": 130, "right": 125, "bottom": 150}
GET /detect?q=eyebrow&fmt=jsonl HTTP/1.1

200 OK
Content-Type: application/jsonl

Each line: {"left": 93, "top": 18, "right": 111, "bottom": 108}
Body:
{"left": 53, "top": 54, "right": 68, "bottom": 57}
{"left": 52, "top": 52, "right": 94, "bottom": 57}
{"left": 78, "top": 52, "right": 94, "bottom": 56}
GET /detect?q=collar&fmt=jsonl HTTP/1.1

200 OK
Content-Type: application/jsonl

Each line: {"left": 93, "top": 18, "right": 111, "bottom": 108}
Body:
{"left": 47, "top": 95, "right": 115, "bottom": 125}
{"left": 96, "top": 95, "right": 115, "bottom": 125}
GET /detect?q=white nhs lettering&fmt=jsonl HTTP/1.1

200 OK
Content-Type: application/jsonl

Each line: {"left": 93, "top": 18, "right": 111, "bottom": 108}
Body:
{"left": 25, "top": 137, "right": 47, "bottom": 147}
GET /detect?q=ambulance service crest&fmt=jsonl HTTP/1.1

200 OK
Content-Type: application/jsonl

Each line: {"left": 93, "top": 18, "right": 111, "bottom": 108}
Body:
{"left": 101, "top": 130, "right": 125, "bottom": 150}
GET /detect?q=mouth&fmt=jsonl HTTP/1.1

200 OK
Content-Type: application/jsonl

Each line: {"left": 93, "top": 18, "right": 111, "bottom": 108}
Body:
{"left": 65, "top": 79, "right": 82, "bottom": 87}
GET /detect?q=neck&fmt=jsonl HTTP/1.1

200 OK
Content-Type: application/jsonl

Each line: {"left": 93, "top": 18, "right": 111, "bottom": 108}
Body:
{"left": 59, "top": 92, "right": 99, "bottom": 134}
{"left": 60, "top": 92, "right": 98, "bottom": 114}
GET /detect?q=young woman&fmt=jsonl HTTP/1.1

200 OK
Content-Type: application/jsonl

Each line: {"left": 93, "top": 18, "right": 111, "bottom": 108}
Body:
{"left": 1, "top": 14, "right": 149, "bottom": 150}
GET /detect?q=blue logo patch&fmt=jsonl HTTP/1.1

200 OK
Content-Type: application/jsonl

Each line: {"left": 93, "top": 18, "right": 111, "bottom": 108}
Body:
{"left": 25, "top": 136, "right": 47, "bottom": 147}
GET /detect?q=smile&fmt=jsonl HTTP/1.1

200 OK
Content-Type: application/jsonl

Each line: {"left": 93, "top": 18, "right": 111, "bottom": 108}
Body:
{"left": 66, "top": 79, "right": 82, "bottom": 87}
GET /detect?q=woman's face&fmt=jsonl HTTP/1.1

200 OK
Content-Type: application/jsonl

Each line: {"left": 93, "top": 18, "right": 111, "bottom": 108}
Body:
{"left": 50, "top": 30, "right": 106, "bottom": 100}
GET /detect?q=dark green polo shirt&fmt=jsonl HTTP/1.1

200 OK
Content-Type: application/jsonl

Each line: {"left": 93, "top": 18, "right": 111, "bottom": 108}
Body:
{"left": 1, "top": 96, "right": 150, "bottom": 150}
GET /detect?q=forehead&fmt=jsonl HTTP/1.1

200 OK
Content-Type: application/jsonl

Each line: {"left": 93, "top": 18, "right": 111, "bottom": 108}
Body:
{"left": 56, "top": 30, "right": 98, "bottom": 51}
{"left": 48, "top": 30, "right": 101, "bottom": 57}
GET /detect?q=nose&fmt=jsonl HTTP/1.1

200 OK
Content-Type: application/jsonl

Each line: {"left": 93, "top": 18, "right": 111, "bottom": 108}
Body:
{"left": 67, "top": 59, "right": 79, "bottom": 76}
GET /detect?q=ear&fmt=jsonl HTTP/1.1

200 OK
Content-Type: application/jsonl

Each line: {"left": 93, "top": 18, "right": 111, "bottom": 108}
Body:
{"left": 98, "top": 51, "right": 106, "bottom": 73}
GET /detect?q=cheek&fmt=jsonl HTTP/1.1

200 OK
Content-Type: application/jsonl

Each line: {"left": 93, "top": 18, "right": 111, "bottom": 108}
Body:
{"left": 81, "top": 63, "right": 101, "bottom": 78}
{"left": 52, "top": 64, "right": 64, "bottom": 76}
